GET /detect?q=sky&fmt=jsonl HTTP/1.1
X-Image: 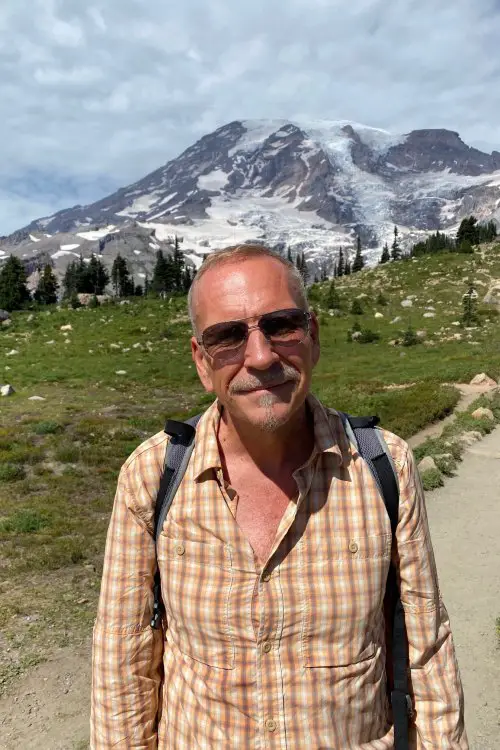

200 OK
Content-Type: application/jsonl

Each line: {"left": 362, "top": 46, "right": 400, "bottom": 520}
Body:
{"left": 1, "top": 0, "right": 500, "bottom": 235}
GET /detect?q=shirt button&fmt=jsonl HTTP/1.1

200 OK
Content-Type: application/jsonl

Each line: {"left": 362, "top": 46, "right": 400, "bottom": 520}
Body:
{"left": 349, "top": 540, "right": 359, "bottom": 554}
{"left": 265, "top": 718, "right": 277, "bottom": 732}
{"left": 262, "top": 641, "right": 272, "bottom": 653}
{"left": 175, "top": 543, "right": 185, "bottom": 556}
{"left": 262, "top": 571, "right": 271, "bottom": 582}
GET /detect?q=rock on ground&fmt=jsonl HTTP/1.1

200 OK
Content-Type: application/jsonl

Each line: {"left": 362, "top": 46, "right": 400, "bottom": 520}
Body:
{"left": 471, "top": 407, "right": 495, "bottom": 421}
{"left": 1, "top": 384, "right": 15, "bottom": 397}
{"left": 470, "top": 373, "right": 497, "bottom": 387}
{"left": 418, "top": 456, "right": 437, "bottom": 473}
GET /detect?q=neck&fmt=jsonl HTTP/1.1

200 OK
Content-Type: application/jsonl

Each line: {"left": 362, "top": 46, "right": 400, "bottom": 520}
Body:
{"left": 217, "top": 400, "right": 315, "bottom": 475}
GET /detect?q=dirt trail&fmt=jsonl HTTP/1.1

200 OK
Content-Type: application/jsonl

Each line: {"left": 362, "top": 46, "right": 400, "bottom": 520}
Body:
{"left": 408, "top": 382, "right": 495, "bottom": 448}
{"left": 1, "top": 385, "right": 499, "bottom": 749}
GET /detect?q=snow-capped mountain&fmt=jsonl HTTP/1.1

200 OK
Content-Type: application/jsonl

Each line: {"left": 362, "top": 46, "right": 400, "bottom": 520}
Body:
{"left": 2, "top": 119, "right": 500, "bottom": 279}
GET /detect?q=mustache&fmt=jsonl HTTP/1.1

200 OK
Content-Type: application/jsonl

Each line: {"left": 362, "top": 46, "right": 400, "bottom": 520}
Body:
{"left": 229, "top": 364, "right": 300, "bottom": 394}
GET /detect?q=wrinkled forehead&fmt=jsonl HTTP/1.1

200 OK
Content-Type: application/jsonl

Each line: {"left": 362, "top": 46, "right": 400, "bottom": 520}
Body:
{"left": 193, "top": 258, "right": 300, "bottom": 330}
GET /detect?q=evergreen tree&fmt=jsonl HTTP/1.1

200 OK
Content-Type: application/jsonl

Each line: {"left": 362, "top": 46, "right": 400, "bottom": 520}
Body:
{"left": 352, "top": 237, "right": 365, "bottom": 273}
{"left": 34, "top": 264, "right": 58, "bottom": 305}
{"left": 0, "top": 255, "right": 31, "bottom": 311}
{"left": 134, "top": 284, "right": 144, "bottom": 297}
{"left": 461, "top": 282, "right": 479, "bottom": 326}
{"left": 172, "top": 236, "right": 185, "bottom": 291}
{"left": 380, "top": 243, "right": 390, "bottom": 264}
{"left": 350, "top": 298, "right": 363, "bottom": 315}
{"left": 111, "top": 254, "right": 133, "bottom": 297}
{"left": 152, "top": 250, "right": 170, "bottom": 295}
{"left": 88, "top": 254, "right": 109, "bottom": 294}
{"left": 296, "top": 252, "right": 309, "bottom": 284}
{"left": 326, "top": 280, "right": 341, "bottom": 310}
{"left": 457, "top": 216, "right": 479, "bottom": 247}
{"left": 287, "top": 247, "right": 293, "bottom": 264}
{"left": 344, "top": 260, "right": 352, "bottom": 276}
{"left": 337, "top": 248, "right": 345, "bottom": 277}
{"left": 457, "top": 239, "right": 474, "bottom": 254}
{"left": 391, "top": 226, "right": 401, "bottom": 261}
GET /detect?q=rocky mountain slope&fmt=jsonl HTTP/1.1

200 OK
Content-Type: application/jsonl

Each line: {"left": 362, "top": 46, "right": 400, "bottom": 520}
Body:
{"left": 2, "top": 119, "right": 500, "bottom": 281}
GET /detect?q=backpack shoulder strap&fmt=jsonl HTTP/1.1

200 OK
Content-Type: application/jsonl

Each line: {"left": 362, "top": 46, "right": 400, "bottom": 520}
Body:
{"left": 338, "top": 411, "right": 413, "bottom": 749}
{"left": 150, "top": 413, "right": 201, "bottom": 629}
{"left": 338, "top": 412, "right": 399, "bottom": 533}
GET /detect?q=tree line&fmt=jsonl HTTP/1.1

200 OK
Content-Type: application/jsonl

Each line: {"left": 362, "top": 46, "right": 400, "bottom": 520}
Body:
{"left": 0, "top": 237, "right": 195, "bottom": 312}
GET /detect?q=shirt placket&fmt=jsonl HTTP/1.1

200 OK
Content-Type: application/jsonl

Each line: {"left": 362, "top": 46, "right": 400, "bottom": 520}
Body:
{"left": 254, "top": 463, "right": 317, "bottom": 750}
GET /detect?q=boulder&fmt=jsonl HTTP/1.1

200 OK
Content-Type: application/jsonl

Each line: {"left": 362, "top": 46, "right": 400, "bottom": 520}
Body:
{"left": 1, "top": 384, "right": 15, "bottom": 397}
{"left": 115, "top": 370, "right": 127, "bottom": 375}
{"left": 6, "top": 349, "right": 19, "bottom": 357}
{"left": 0, "top": 309, "right": 10, "bottom": 322}
{"left": 423, "top": 312, "right": 435, "bottom": 318}
{"left": 470, "top": 373, "right": 497, "bottom": 387}
{"left": 374, "top": 312, "right": 384, "bottom": 319}
{"left": 456, "top": 431, "right": 483, "bottom": 448}
{"left": 471, "top": 407, "right": 495, "bottom": 421}
{"left": 2, "top": 319, "right": 11, "bottom": 327}
{"left": 60, "top": 324, "right": 72, "bottom": 331}
{"left": 390, "top": 316, "right": 402, "bottom": 324}
{"left": 28, "top": 396, "right": 46, "bottom": 401}
{"left": 418, "top": 456, "right": 437, "bottom": 473}
{"left": 401, "top": 300, "right": 413, "bottom": 308}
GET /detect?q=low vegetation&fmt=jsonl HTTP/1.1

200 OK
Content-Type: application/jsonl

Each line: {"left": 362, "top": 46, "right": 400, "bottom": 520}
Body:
{"left": 2, "top": 241, "right": 500, "bottom": 692}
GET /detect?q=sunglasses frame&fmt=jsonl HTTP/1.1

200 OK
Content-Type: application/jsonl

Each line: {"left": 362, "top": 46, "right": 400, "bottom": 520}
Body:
{"left": 197, "top": 307, "right": 312, "bottom": 358}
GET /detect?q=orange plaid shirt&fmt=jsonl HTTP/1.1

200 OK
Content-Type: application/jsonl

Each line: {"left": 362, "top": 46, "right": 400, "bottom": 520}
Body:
{"left": 91, "top": 395, "right": 467, "bottom": 749}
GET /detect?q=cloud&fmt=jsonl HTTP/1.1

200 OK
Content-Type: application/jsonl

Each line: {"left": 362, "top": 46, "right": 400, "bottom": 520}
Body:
{"left": 1, "top": 0, "right": 500, "bottom": 233}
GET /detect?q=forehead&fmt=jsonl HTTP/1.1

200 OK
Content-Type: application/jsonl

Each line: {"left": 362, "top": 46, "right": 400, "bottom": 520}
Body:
{"left": 195, "top": 256, "right": 298, "bottom": 327}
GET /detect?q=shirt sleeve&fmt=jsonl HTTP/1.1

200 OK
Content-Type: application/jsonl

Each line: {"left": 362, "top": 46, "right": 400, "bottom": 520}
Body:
{"left": 394, "top": 443, "right": 469, "bottom": 749}
{"left": 90, "top": 467, "right": 164, "bottom": 749}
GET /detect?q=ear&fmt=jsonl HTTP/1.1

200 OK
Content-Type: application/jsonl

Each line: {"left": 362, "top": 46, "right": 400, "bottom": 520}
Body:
{"left": 309, "top": 311, "right": 321, "bottom": 366}
{"left": 191, "top": 337, "right": 215, "bottom": 392}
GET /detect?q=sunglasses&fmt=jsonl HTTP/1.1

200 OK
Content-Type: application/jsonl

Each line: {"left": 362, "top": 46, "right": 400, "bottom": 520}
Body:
{"left": 198, "top": 308, "right": 311, "bottom": 358}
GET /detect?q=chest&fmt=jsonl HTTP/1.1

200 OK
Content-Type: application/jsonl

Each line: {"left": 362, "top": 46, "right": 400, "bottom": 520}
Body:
{"left": 230, "top": 475, "right": 298, "bottom": 564}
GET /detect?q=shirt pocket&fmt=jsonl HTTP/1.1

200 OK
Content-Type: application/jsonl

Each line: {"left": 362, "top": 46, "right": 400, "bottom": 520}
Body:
{"left": 302, "top": 533, "right": 391, "bottom": 668}
{"left": 157, "top": 535, "right": 235, "bottom": 670}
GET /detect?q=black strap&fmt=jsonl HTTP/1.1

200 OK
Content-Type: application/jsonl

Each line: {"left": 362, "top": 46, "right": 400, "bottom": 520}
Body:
{"left": 151, "top": 414, "right": 201, "bottom": 629}
{"left": 339, "top": 412, "right": 412, "bottom": 749}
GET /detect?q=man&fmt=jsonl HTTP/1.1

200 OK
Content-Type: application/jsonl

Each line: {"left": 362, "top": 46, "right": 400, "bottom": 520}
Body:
{"left": 91, "top": 244, "right": 467, "bottom": 749}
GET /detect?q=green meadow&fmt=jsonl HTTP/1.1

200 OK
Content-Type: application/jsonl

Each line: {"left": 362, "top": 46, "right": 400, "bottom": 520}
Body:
{"left": 1, "top": 242, "right": 500, "bottom": 691}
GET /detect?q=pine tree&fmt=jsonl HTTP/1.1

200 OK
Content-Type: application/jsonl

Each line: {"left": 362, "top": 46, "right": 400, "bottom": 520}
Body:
{"left": 344, "top": 260, "right": 352, "bottom": 276}
{"left": 457, "top": 216, "right": 479, "bottom": 247}
{"left": 352, "top": 237, "right": 365, "bottom": 273}
{"left": 337, "top": 248, "right": 345, "bottom": 277}
{"left": 88, "top": 254, "right": 109, "bottom": 294}
{"left": 391, "top": 226, "right": 401, "bottom": 261}
{"left": 172, "top": 236, "right": 185, "bottom": 291}
{"left": 34, "top": 264, "right": 58, "bottom": 305}
{"left": 380, "top": 243, "right": 390, "bottom": 264}
{"left": 152, "top": 250, "right": 170, "bottom": 295}
{"left": 0, "top": 255, "right": 31, "bottom": 311}
{"left": 111, "top": 254, "right": 133, "bottom": 297}
{"left": 461, "top": 283, "right": 479, "bottom": 326}
{"left": 326, "top": 280, "right": 341, "bottom": 310}
{"left": 350, "top": 298, "right": 363, "bottom": 315}
{"left": 287, "top": 247, "right": 293, "bottom": 264}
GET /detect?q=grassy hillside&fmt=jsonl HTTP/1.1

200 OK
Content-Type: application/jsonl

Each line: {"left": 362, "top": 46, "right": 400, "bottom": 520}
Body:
{"left": 1, "top": 242, "right": 500, "bottom": 691}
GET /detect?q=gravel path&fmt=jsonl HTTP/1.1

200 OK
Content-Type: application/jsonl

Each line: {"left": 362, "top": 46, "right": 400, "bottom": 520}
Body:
{"left": 426, "top": 427, "right": 500, "bottom": 749}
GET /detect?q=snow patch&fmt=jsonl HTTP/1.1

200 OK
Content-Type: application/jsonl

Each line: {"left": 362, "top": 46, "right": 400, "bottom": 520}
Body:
{"left": 116, "top": 192, "right": 161, "bottom": 217}
{"left": 29, "top": 234, "right": 41, "bottom": 242}
{"left": 51, "top": 250, "right": 80, "bottom": 259}
{"left": 60, "top": 243, "right": 81, "bottom": 251}
{"left": 198, "top": 169, "right": 229, "bottom": 191}
{"left": 133, "top": 250, "right": 141, "bottom": 255}
{"left": 76, "top": 225, "right": 117, "bottom": 241}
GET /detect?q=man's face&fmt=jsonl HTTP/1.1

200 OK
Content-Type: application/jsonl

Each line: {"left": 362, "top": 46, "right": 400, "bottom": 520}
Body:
{"left": 191, "top": 256, "right": 320, "bottom": 432}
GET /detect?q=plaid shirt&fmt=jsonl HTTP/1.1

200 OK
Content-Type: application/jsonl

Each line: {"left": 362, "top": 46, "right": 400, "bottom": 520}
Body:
{"left": 91, "top": 395, "right": 467, "bottom": 749}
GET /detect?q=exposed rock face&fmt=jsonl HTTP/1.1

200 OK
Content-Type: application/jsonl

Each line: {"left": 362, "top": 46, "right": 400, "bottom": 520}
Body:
{"left": 1, "top": 119, "right": 499, "bottom": 279}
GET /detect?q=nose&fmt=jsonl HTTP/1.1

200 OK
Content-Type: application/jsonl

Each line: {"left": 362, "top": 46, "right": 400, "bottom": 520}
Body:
{"left": 242, "top": 327, "right": 280, "bottom": 370}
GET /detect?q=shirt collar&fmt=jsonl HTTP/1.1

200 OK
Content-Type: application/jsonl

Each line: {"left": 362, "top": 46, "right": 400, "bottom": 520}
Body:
{"left": 191, "top": 392, "right": 353, "bottom": 481}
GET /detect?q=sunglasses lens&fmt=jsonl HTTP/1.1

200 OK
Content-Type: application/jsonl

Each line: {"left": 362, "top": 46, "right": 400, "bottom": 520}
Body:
{"left": 202, "top": 321, "right": 248, "bottom": 355}
{"left": 261, "top": 310, "right": 309, "bottom": 343}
